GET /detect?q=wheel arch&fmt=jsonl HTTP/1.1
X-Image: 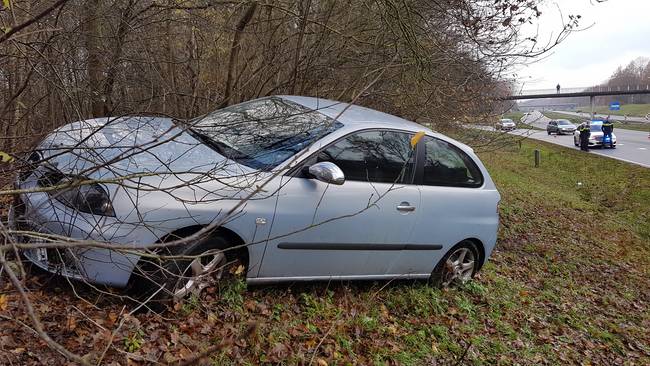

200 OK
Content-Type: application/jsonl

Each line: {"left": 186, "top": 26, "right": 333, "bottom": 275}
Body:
{"left": 462, "top": 237, "right": 486, "bottom": 270}
{"left": 157, "top": 224, "right": 250, "bottom": 268}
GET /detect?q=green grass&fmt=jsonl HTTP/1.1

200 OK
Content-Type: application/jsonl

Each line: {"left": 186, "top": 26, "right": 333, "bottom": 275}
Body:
{"left": 3, "top": 135, "right": 650, "bottom": 365}
{"left": 540, "top": 111, "right": 585, "bottom": 125}
{"left": 502, "top": 111, "right": 524, "bottom": 121}
{"left": 576, "top": 103, "right": 650, "bottom": 117}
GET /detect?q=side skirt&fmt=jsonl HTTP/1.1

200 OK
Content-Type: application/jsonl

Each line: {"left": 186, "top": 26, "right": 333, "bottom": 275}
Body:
{"left": 247, "top": 273, "right": 431, "bottom": 285}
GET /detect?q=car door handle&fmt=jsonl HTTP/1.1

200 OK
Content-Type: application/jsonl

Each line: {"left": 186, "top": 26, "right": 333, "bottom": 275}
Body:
{"left": 396, "top": 202, "right": 415, "bottom": 212}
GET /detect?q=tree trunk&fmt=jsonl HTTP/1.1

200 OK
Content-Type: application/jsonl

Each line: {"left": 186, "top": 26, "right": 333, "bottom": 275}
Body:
{"left": 84, "top": 0, "right": 104, "bottom": 118}
{"left": 220, "top": 3, "right": 258, "bottom": 108}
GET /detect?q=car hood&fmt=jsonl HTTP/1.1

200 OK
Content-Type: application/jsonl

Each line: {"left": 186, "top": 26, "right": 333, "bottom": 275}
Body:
{"left": 38, "top": 117, "right": 243, "bottom": 174}
{"left": 34, "top": 117, "right": 263, "bottom": 194}
{"left": 588, "top": 131, "right": 616, "bottom": 138}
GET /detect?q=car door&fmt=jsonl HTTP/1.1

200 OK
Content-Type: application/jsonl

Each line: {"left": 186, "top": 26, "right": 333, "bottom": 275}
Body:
{"left": 391, "top": 135, "right": 497, "bottom": 276}
{"left": 257, "top": 129, "right": 421, "bottom": 279}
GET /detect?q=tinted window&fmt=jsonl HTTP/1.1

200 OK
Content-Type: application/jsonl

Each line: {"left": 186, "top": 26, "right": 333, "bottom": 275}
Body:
{"left": 422, "top": 137, "right": 483, "bottom": 187}
{"left": 188, "top": 97, "right": 342, "bottom": 170}
{"left": 314, "top": 130, "right": 415, "bottom": 184}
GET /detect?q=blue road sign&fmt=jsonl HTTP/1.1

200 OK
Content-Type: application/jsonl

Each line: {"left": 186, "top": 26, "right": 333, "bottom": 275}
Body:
{"left": 609, "top": 101, "right": 621, "bottom": 111}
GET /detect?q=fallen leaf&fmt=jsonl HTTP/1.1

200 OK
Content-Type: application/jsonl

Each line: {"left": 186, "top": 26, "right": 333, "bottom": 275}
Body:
{"left": 234, "top": 265, "right": 245, "bottom": 275}
{"left": 0, "top": 294, "right": 7, "bottom": 311}
{"left": 66, "top": 313, "right": 77, "bottom": 331}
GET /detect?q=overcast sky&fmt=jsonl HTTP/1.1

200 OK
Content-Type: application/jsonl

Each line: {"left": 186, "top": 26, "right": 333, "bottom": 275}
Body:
{"left": 516, "top": 0, "right": 650, "bottom": 91}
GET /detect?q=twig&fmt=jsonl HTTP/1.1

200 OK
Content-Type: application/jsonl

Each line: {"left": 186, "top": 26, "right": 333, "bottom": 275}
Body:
{"left": 0, "top": 252, "right": 91, "bottom": 365}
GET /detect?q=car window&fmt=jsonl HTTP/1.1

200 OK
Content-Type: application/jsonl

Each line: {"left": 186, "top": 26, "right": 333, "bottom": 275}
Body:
{"left": 421, "top": 136, "right": 483, "bottom": 188}
{"left": 314, "top": 130, "right": 416, "bottom": 184}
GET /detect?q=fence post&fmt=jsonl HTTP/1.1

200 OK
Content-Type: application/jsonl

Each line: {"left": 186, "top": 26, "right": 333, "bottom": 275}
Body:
{"left": 534, "top": 149, "right": 540, "bottom": 168}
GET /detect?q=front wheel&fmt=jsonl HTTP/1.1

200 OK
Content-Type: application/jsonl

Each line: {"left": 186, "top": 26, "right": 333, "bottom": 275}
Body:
{"left": 430, "top": 241, "right": 479, "bottom": 287}
{"left": 132, "top": 236, "right": 239, "bottom": 310}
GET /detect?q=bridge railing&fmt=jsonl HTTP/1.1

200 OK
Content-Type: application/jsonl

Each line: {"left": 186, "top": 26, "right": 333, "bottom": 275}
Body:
{"left": 514, "top": 85, "right": 650, "bottom": 96}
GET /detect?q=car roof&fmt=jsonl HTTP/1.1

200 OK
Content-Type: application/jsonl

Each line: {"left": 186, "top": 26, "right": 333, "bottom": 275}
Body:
{"left": 274, "top": 95, "right": 476, "bottom": 154}
{"left": 278, "top": 95, "right": 427, "bottom": 132}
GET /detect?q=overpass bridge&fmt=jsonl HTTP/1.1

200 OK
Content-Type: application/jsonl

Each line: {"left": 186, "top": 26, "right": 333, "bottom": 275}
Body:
{"left": 504, "top": 86, "right": 650, "bottom": 119}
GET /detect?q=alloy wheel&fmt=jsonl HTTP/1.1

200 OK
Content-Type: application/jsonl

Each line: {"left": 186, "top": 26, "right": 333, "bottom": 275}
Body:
{"left": 440, "top": 247, "right": 475, "bottom": 287}
{"left": 172, "top": 251, "right": 226, "bottom": 302}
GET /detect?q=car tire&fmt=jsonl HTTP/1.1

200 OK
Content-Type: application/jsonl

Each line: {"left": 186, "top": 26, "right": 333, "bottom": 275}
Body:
{"left": 132, "top": 235, "right": 240, "bottom": 311}
{"left": 430, "top": 240, "right": 479, "bottom": 288}
{"left": 547, "top": 131, "right": 551, "bottom": 135}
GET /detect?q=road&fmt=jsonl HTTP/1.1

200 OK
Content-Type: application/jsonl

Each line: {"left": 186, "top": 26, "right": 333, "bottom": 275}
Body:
{"left": 550, "top": 110, "right": 650, "bottom": 123}
{"left": 498, "top": 111, "right": 650, "bottom": 168}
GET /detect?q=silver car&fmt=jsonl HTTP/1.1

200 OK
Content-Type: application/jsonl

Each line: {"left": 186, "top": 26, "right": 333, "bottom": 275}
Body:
{"left": 10, "top": 96, "right": 500, "bottom": 304}
{"left": 496, "top": 118, "right": 516, "bottom": 131}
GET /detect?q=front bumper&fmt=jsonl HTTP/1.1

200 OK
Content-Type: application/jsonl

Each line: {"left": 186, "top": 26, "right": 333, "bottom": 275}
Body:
{"left": 588, "top": 139, "right": 616, "bottom": 147}
{"left": 10, "top": 190, "right": 150, "bottom": 288}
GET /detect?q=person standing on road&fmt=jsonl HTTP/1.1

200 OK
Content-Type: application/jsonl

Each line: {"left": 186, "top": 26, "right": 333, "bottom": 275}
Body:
{"left": 602, "top": 118, "right": 614, "bottom": 145}
{"left": 578, "top": 123, "right": 590, "bottom": 151}
{"left": 556, "top": 84, "right": 561, "bottom": 94}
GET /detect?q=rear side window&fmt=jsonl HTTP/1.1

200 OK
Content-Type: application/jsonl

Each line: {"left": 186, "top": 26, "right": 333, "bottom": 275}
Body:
{"left": 421, "top": 137, "right": 483, "bottom": 188}
{"left": 315, "top": 130, "right": 416, "bottom": 184}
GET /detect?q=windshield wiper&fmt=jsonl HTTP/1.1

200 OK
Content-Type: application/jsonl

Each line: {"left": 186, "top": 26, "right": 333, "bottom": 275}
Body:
{"left": 188, "top": 128, "right": 243, "bottom": 158}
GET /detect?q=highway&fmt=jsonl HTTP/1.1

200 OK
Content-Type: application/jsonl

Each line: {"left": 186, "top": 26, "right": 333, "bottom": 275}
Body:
{"left": 496, "top": 111, "right": 650, "bottom": 168}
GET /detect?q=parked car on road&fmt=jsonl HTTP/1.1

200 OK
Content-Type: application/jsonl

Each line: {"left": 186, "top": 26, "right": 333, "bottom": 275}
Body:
{"left": 10, "top": 96, "right": 501, "bottom": 306}
{"left": 496, "top": 118, "right": 516, "bottom": 131}
{"left": 573, "top": 120, "right": 617, "bottom": 148}
{"left": 547, "top": 119, "right": 576, "bottom": 135}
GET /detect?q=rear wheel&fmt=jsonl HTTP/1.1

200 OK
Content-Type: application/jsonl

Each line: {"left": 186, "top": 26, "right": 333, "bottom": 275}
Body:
{"left": 430, "top": 241, "right": 479, "bottom": 287}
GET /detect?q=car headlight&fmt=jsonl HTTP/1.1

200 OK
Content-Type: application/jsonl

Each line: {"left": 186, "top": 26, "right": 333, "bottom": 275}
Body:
{"left": 38, "top": 172, "right": 115, "bottom": 216}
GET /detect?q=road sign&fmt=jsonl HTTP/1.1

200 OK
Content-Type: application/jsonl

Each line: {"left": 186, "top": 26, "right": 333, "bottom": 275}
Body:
{"left": 609, "top": 101, "right": 621, "bottom": 111}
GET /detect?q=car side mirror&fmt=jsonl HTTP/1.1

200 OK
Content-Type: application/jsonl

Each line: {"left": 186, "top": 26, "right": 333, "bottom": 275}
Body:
{"left": 303, "top": 162, "right": 345, "bottom": 185}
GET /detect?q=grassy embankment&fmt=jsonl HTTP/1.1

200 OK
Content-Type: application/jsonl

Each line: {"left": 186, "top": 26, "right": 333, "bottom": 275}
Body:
{"left": 1, "top": 135, "right": 649, "bottom": 365}
{"left": 576, "top": 103, "right": 650, "bottom": 117}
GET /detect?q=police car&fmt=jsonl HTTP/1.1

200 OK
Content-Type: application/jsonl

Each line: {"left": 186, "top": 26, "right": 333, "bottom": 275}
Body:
{"left": 573, "top": 120, "right": 617, "bottom": 148}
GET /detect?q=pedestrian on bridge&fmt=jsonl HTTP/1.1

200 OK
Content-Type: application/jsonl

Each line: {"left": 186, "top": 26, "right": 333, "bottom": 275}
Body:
{"left": 556, "top": 84, "right": 561, "bottom": 94}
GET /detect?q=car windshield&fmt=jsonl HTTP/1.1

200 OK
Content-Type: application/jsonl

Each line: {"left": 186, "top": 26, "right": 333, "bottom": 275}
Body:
{"left": 188, "top": 98, "right": 342, "bottom": 170}
{"left": 558, "top": 120, "right": 572, "bottom": 125}
{"left": 501, "top": 119, "right": 514, "bottom": 123}
{"left": 590, "top": 124, "right": 603, "bottom": 132}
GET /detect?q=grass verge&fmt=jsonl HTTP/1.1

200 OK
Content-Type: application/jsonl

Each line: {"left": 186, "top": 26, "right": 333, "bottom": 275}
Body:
{"left": 577, "top": 103, "right": 650, "bottom": 117}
